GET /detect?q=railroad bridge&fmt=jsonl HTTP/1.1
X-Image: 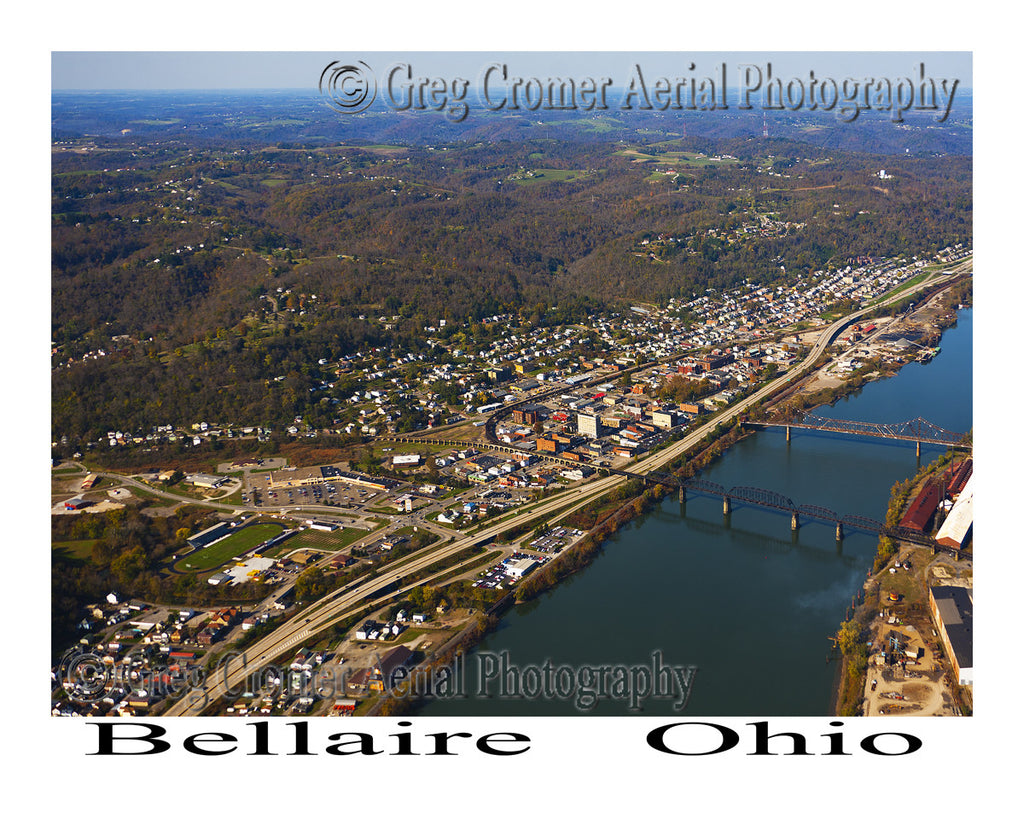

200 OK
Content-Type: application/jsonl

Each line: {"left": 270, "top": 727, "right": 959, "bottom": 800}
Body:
{"left": 640, "top": 471, "right": 942, "bottom": 549}
{"left": 377, "top": 433, "right": 950, "bottom": 551}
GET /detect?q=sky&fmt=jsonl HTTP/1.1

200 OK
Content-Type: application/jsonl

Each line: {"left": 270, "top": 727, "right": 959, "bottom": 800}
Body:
{"left": 51, "top": 51, "right": 972, "bottom": 92}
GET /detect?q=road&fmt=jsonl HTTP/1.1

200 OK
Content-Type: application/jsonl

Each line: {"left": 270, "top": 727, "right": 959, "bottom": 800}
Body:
{"left": 159, "top": 260, "right": 971, "bottom": 714}
{"left": 162, "top": 477, "right": 617, "bottom": 715}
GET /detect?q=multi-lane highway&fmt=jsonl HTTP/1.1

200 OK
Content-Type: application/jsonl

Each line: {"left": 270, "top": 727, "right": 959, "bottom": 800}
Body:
{"left": 163, "top": 473, "right": 627, "bottom": 715}
{"left": 162, "top": 261, "right": 970, "bottom": 715}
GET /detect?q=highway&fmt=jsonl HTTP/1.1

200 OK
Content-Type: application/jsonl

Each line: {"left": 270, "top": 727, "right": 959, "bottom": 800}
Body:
{"left": 162, "top": 472, "right": 628, "bottom": 715}
{"left": 162, "top": 260, "right": 970, "bottom": 715}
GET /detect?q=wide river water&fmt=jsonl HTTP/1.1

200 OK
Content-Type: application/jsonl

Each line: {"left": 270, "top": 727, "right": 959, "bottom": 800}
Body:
{"left": 417, "top": 308, "right": 973, "bottom": 716}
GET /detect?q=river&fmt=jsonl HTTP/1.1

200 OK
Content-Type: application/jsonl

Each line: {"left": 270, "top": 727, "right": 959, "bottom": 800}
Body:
{"left": 416, "top": 308, "right": 972, "bottom": 716}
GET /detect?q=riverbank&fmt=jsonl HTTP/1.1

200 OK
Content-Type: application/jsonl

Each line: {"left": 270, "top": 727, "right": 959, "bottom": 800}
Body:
{"left": 771, "top": 275, "right": 971, "bottom": 417}
{"left": 779, "top": 283, "right": 973, "bottom": 713}
{"left": 821, "top": 283, "right": 972, "bottom": 716}
{"left": 831, "top": 447, "right": 973, "bottom": 716}
{"left": 404, "top": 281, "right": 972, "bottom": 717}
{"left": 379, "top": 425, "right": 754, "bottom": 716}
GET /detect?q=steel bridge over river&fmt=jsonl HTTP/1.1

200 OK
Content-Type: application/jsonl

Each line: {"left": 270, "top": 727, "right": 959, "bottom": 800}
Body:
{"left": 383, "top": 409, "right": 969, "bottom": 552}
{"left": 743, "top": 412, "right": 971, "bottom": 456}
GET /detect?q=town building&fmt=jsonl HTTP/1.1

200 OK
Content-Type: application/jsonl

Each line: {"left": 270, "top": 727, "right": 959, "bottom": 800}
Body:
{"left": 577, "top": 412, "right": 602, "bottom": 439}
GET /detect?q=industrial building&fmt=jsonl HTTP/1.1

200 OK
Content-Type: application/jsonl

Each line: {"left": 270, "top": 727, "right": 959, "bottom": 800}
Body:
{"left": 899, "top": 478, "right": 940, "bottom": 532}
{"left": 928, "top": 585, "right": 973, "bottom": 686}
{"left": 368, "top": 645, "right": 415, "bottom": 693}
{"left": 936, "top": 473, "right": 974, "bottom": 550}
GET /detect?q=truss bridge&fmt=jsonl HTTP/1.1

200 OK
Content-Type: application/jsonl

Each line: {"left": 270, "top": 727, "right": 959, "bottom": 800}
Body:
{"left": 744, "top": 412, "right": 970, "bottom": 455}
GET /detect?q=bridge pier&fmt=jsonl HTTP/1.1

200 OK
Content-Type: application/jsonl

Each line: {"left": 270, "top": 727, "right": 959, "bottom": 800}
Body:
{"left": 916, "top": 440, "right": 921, "bottom": 458}
{"left": 835, "top": 522, "right": 844, "bottom": 541}
{"left": 723, "top": 496, "right": 731, "bottom": 515}
{"left": 678, "top": 487, "right": 686, "bottom": 504}
{"left": 791, "top": 512, "right": 799, "bottom": 531}
{"left": 786, "top": 425, "right": 791, "bottom": 443}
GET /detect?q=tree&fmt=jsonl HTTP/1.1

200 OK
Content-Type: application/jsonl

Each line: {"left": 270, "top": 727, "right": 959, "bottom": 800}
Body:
{"left": 408, "top": 585, "right": 438, "bottom": 612}
{"left": 110, "top": 546, "right": 149, "bottom": 585}
{"left": 295, "top": 567, "right": 327, "bottom": 600}
{"left": 836, "top": 619, "right": 862, "bottom": 656}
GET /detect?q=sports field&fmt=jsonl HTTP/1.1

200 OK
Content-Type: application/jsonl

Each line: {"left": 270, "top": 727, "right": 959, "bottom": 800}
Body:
{"left": 174, "top": 523, "right": 285, "bottom": 572}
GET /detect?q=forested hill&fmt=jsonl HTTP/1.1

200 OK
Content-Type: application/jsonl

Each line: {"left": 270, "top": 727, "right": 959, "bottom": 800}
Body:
{"left": 51, "top": 92, "right": 971, "bottom": 445}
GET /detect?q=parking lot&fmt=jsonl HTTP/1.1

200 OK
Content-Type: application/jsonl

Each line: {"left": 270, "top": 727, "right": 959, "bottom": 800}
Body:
{"left": 242, "top": 473, "right": 385, "bottom": 510}
{"left": 523, "top": 526, "right": 586, "bottom": 554}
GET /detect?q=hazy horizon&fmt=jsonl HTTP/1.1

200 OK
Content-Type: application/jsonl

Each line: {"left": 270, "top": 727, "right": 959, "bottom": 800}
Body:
{"left": 52, "top": 51, "right": 973, "bottom": 92}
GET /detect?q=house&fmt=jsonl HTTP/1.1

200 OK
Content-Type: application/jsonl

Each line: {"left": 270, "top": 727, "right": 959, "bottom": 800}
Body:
{"left": 209, "top": 607, "right": 240, "bottom": 628}
{"left": 290, "top": 649, "right": 317, "bottom": 672}
{"left": 355, "top": 620, "right": 382, "bottom": 641}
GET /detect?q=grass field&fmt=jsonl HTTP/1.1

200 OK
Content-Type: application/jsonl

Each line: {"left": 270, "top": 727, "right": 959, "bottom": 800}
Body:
{"left": 572, "top": 118, "right": 619, "bottom": 133}
{"left": 371, "top": 440, "right": 446, "bottom": 459}
{"left": 510, "top": 168, "right": 594, "bottom": 185}
{"left": 125, "top": 486, "right": 177, "bottom": 507}
{"left": 241, "top": 118, "right": 310, "bottom": 128}
{"left": 614, "top": 148, "right": 738, "bottom": 167}
{"left": 283, "top": 527, "right": 370, "bottom": 552}
{"left": 866, "top": 271, "right": 934, "bottom": 307}
{"left": 52, "top": 539, "right": 98, "bottom": 562}
{"left": 174, "top": 523, "right": 285, "bottom": 572}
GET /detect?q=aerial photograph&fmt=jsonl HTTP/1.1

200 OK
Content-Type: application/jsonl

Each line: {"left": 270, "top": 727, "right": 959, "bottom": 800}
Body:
{"left": 50, "top": 49, "right": 974, "bottom": 730}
